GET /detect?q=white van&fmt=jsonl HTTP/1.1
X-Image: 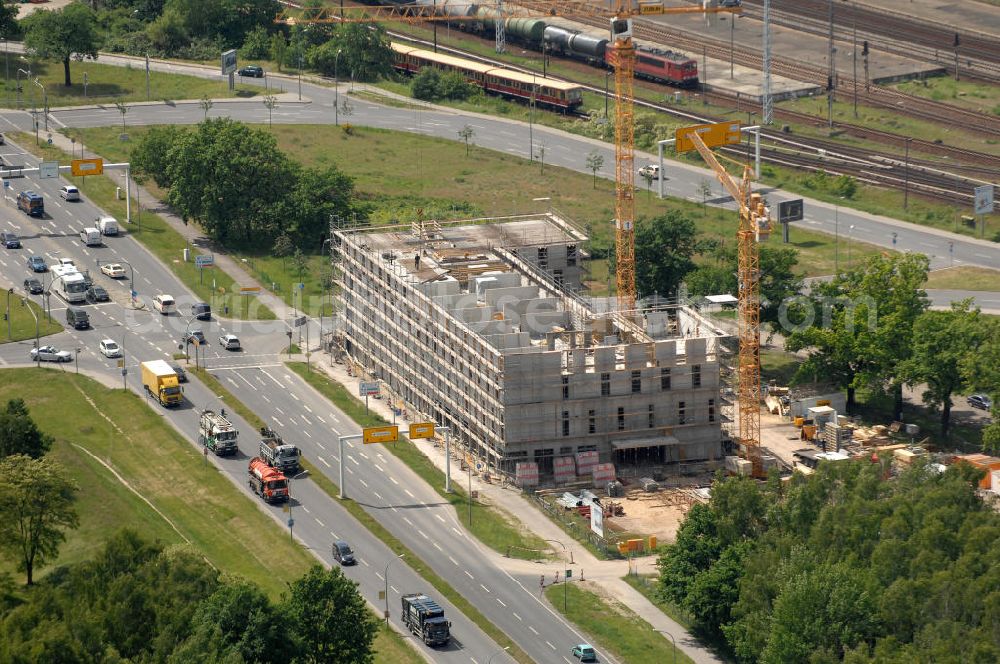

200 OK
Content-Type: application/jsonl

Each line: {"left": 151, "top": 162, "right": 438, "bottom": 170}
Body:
{"left": 153, "top": 294, "right": 175, "bottom": 315}
{"left": 80, "top": 227, "right": 102, "bottom": 246}
{"left": 58, "top": 257, "right": 76, "bottom": 269}
{"left": 97, "top": 216, "right": 119, "bottom": 236}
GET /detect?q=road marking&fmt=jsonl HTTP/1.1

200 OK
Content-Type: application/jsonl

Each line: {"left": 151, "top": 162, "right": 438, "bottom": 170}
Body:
{"left": 418, "top": 530, "right": 429, "bottom": 540}
{"left": 301, "top": 506, "right": 310, "bottom": 513}
{"left": 435, "top": 514, "right": 446, "bottom": 523}
{"left": 405, "top": 489, "right": 415, "bottom": 498}
{"left": 975, "top": 252, "right": 991, "bottom": 259}
{"left": 390, "top": 585, "right": 397, "bottom": 594}
{"left": 272, "top": 417, "right": 283, "bottom": 427}
{"left": 433, "top": 542, "right": 443, "bottom": 551}
{"left": 374, "top": 491, "right": 383, "bottom": 500}
{"left": 389, "top": 476, "right": 399, "bottom": 485}
{"left": 480, "top": 584, "right": 490, "bottom": 593}
{"left": 330, "top": 530, "right": 339, "bottom": 539}
{"left": 283, "top": 373, "right": 293, "bottom": 382}
{"left": 316, "top": 442, "right": 326, "bottom": 450}
{"left": 375, "top": 464, "right": 384, "bottom": 473}
{"left": 315, "top": 518, "right": 325, "bottom": 527}
{"left": 448, "top": 555, "right": 459, "bottom": 566}
{"left": 300, "top": 414, "right": 311, "bottom": 425}
{"left": 464, "top": 570, "right": 474, "bottom": 579}
{"left": 451, "top": 527, "right": 462, "bottom": 537}
{"left": 349, "top": 456, "right": 359, "bottom": 465}
{"left": 346, "top": 466, "right": 354, "bottom": 474}
{"left": 236, "top": 372, "right": 257, "bottom": 390}
{"left": 359, "top": 478, "right": 368, "bottom": 488}
{"left": 303, "top": 404, "right": 313, "bottom": 413}
{"left": 528, "top": 625, "right": 539, "bottom": 635}
{"left": 497, "top": 598, "right": 506, "bottom": 607}
{"left": 318, "top": 456, "right": 331, "bottom": 468}
{"left": 317, "top": 415, "right": 326, "bottom": 423}
{"left": 513, "top": 612, "right": 522, "bottom": 621}
{"left": 275, "top": 407, "right": 285, "bottom": 415}
{"left": 376, "top": 572, "right": 384, "bottom": 581}
{"left": 331, "top": 414, "right": 341, "bottom": 424}
{"left": 261, "top": 395, "right": 270, "bottom": 403}
{"left": 403, "top": 516, "right": 413, "bottom": 526}
{"left": 360, "top": 452, "right": 369, "bottom": 459}
{"left": 290, "top": 392, "right": 300, "bottom": 401}
{"left": 359, "top": 558, "right": 369, "bottom": 567}
{"left": 226, "top": 376, "right": 239, "bottom": 389}
{"left": 546, "top": 640, "right": 555, "bottom": 650}
{"left": 303, "top": 430, "right": 313, "bottom": 438}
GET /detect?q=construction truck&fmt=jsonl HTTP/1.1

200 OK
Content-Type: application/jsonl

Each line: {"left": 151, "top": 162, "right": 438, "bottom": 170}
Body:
{"left": 199, "top": 409, "right": 238, "bottom": 456}
{"left": 140, "top": 360, "right": 183, "bottom": 407}
{"left": 248, "top": 457, "right": 289, "bottom": 503}
{"left": 400, "top": 593, "right": 451, "bottom": 647}
{"left": 259, "top": 427, "right": 301, "bottom": 474}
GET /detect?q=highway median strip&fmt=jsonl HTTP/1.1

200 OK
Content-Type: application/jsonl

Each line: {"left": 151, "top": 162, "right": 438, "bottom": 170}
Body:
{"left": 189, "top": 365, "right": 535, "bottom": 664}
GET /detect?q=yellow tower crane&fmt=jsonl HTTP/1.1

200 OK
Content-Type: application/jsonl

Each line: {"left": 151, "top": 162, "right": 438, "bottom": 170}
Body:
{"left": 277, "top": 1, "right": 742, "bottom": 313}
{"left": 684, "top": 129, "right": 771, "bottom": 477}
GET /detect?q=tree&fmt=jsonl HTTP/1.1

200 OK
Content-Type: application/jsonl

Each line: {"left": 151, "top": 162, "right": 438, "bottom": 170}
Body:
{"left": 962, "top": 315, "right": 1000, "bottom": 453}
{"left": 632, "top": 210, "right": 700, "bottom": 299}
{"left": 239, "top": 24, "right": 271, "bottom": 59}
{"left": 641, "top": 170, "right": 655, "bottom": 197}
{"left": 458, "top": 125, "right": 475, "bottom": 156}
{"left": 898, "top": 301, "right": 988, "bottom": 436}
{"left": 697, "top": 179, "right": 713, "bottom": 216}
{"left": 0, "top": 455, "right": 79, "bottom": 584}
{"left": 199, "top": 95, "right": 213, "bottom": 120}
{"left": 262, "top": 93, "right": 277, "bottom": 127}
{"left": 22, "top": 3, "right": 101, "bottom": 87}
{"left": 0, "top": 3, "right": 18, "bottom": 41}
{"left": 283, "top": 565, "right": 378, "bottom": 664}
{"left": 785, "top": 253, "right": 929, "bottom": 414}
{"left": 131, "top": 125, "right": 188, "bottom": 188}
{"left": 0, "top": 398, "right": 52, "bottom": 459}
{"left": 270, "top": 33, "right": 287, "bottom": 72}
{"left": 273, "top": 233, "right": 294, "bottom": 270}
{"left": 585, "top": 151, "right": 604, "bottom": 188}
{"left": 115, "top": 99, "right": 129, "bottom": 132}
{"left": 411, "top": 68, "right": 442, "bottom": 100}
{"left": 329, "top": 23, "right": 393, "bottom": 82}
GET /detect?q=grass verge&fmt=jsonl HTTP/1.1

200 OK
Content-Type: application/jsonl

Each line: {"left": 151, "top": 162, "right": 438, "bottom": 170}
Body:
{"left": 924, "top": 266, "right": 1000, "bottom": 291}
{"left": 11, "top": 132, "right": 276, "bottom": 321}
{"left": 189, "top": 365, "right": 533, "bottom": 663}
{"left": 2, "top": 59, "right": 262, "bottom": 108}
{"left": 285, "top": 361, "right": 550, "bottom": 560}
{"left": 1, "top": 295, "right": 62, "bottom": 343}
{"left": 543, "top": 582, "right": 695, "bottom": 664}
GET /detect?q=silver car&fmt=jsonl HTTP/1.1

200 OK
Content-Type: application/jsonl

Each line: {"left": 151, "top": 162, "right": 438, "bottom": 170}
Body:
{"left": 219, "top": 334, "right": 241, "bottom": 351}
{"left": 59, "top": 185, "right": 80, "bottom": 201}
{"left": 30, "top": 345, "right": 72, "bottom": 362}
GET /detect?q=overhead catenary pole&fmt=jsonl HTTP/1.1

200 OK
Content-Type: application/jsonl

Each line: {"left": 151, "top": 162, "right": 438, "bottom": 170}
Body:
{"left": 762, "top": 0, "right": 772, "bottom": 124}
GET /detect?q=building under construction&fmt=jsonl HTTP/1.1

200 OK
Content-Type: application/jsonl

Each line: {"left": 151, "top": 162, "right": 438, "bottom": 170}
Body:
{"left": 334, "top": 212, "right": 728, "bottom": 480}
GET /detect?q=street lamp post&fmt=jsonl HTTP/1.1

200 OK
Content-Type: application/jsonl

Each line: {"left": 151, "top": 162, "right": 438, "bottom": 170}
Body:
{"left": 32, "top": 78, "right": 47, "bottom": 131}
{"left": 75, "top": 348, "right": 81, "bottom": 374}
{"left": 903, "top": 137, "right": 911, "bottom": 210}
{"left": 487, "top": 646, "right": 511, "bottom": 664}
{"left": 181, "top": 314, "right": 201, "bottom": 365}
{"left": 334, "top": 49, "right": 342, "bottom": 126}
{"left": 21, "top": 298, "right": 39, "bottom": 367}
{"left": 5, "top": 287, "right": 11, "bottom": 340}
{"left": 604, "top": 70, "right": 611, "bottom": 119}
{"left": 543, "top": 538, "right": 574, "bottom": 564}
{"left": 848, "top": 224, "right": 856, "bottom": 268}
{"left": 834, "top": 204, "right": 840, "bottom": 273}
{"left": 653, "top": 629, "right": 677, "bottom": 664}
{"left": 384, "top": 553, "right": 405, "bottom": 624}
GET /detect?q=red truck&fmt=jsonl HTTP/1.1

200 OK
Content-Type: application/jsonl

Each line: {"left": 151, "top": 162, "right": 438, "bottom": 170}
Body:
{"left": 248, "top": 457, "right": 289, "bottom": 503}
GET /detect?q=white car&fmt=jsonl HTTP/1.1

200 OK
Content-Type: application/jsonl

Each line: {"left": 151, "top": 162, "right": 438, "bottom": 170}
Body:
{"left": 219, "top": 334, "right": 241, "bottom": 351}
{"left": 59, "top": 185, "right": 80, "bottom": 201}
{"left": 638, "top": 164, "right": 661, "bottom": 180}
{"left": 99, "top": 339, "right": 122, "bottom": 358}
{"left": 30, "top": 345, "right": 72, "bottom": 362}
{"left": 100, "top": 263, "right": 127, "bottom": 279}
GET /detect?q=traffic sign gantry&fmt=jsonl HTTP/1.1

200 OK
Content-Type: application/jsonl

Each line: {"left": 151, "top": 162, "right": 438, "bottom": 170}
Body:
{"left": 239, "top": 286, "right": 261, "bottom": 296}
{"left": 408, "top": 422, "right": 435, "bottom": 439}
{"left": 363, "top": 426, "right": 398, "bottom": 444}
{"left": 674, "top": 121, "right": 742, "bottom": 153}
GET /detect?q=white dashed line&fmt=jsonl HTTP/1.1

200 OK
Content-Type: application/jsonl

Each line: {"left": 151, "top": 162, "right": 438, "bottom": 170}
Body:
{"left": 546, "top": 641, "right": 555, "bottom": 650}
{"left": 464, "top": 570, "right": 474, "bottom": 579}
{"left": 528, "top": 625, "right": 539, "bottom": 635}
{"left": 433, "top": 542, "right": 443, "bottom": 551}
{"left": 513, "top": 612, "right": 522, "bottom": 621}
{"left": 497, "top": 598, "right": 506, "bottom": 607}
{"left": 301, "top": 506, "right": 310, "bottom": 514}
{"left": 418, "top": 530, "right": 429, "bottom": 540}
{"left": 435, "top": 514, "right": 446, "bottom": 523}
{"left": 403, "top": 516, "right": 413, "bottom": 526}
{"left": 374, "top": 491, "right": 383, "bottom": 500}
{"left": 359, "top": 478, "right": 368, "bottom": 488}
{"left": 318, "top": 456, "right": 331, "bottom": 468}
{"left": 261, "top": 395, "right": 270, "bottom": 403}
{"left": 405, "top": 489, "right": 415, "bottom": 498}
{"left": 291, "top": 392, "right": 300, "bottom": 401}
{"left": 316, "top": 442, "right": 326, "bottom": 450}
{"left": 275, "top": 407, "right": 285, "bottom": 415}
{"left": 448, "top": 556, "right": 459, "bottom": 566}
{"left": 303, "top": 404, "right": 313, "bottom": 413}
{"left": 303, "top": 430, "right": 312, "bottom": 438}
{"left": 389, "top": 476, "right": 399, "bottom": 485}
{"left": 315, "top": 518, "right": 325, "bottom": 527}
{"left": 451, "top": 527, "right": 462, "bottom": 537}
{"left": 272, "top": 417, "right": 283, "bottom": 427}
{"left": 480, "top": 584, "right": 490, "bottom": 593}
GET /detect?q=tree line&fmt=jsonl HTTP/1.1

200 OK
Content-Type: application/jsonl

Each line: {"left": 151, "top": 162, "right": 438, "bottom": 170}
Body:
{"left": 131, "top": 118, "right": 361, "bottom": 251}
{"left": 656, "top": 460, "right": 1000, "bottom": 663}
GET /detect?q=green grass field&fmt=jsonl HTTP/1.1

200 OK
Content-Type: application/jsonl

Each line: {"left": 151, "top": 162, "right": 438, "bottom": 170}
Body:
{"left": 0, "top": 369, "right": 420, "bottom": 663}
{"left": 924, "top": 266, "right": 1000, "bottom": 291}
{"left": 2, "top": 59, "right": 263, "bottom": 109}
{"left": 0, "top": 295, "right": 61, "bottom": 343}
{"left": 12, "top": 133, "right": 276, "bottom": 320}
{"left": 544, "top": 582, "right": 696, "bottom": 664}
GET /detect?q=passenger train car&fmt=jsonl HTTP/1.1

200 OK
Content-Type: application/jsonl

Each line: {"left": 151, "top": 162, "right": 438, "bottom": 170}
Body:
{"left": 391, "top": 42, "right": 584, "bottom": 112}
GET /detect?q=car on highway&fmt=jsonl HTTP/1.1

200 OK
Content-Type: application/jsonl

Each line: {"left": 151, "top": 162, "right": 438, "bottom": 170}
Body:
{"left": 30, "top": 345, "right": 72, "bottom": 362}
{"left": 86, "top": 285, "right": 110, "bottom": 303}
{"left": 153, "top": 293, "right": 175, "bottom": 315}
{"left": 99, "top": 339, "right": 122, "bottom": 358}
{"left": 23, "top": 278, "right": 43, "bottom": 295}
{"left": 16, "top": 191, "right": 43, "bottom": 217}
{"left": 57, "top": 257, "right": 76, "bottom": 269}
{"left": 168, "top": 362, "right": 188, "bottom": 383}
{"left": 219, "top": 334, "right": 241, "bottom": 351}
{"left": 26, "top": 255, "right": 47, "bottom": 272}
{"left": 331, "top": 540, "right": 356, "bottom": 566}
{"left": 968, "top": 394, "right": 993, "bottom": 411}
{"left": 192, "top": 302, "right": 211, "bottom": 320}
{"left": 238, "top": 65, "right": 264, "bottom": 77}
{"left": 571, "top": 644, "right": 598, "bottom": 662}
{"left": 81, "top": 271, "right": 94, "bottom": 289}
{"left": 59, "top": 185, "right": 81, "bottom": 201}
{"left": 638, "top": 164, "right": 660, "bottom": 180}
{"left": 100, "top": 263, "right": 127, "bottom": 279}
{"left": 1, "top": 231, "right": 20, "bottom": 249}
{"left": 186, "top": 330, "right": 207, "bottom": 346}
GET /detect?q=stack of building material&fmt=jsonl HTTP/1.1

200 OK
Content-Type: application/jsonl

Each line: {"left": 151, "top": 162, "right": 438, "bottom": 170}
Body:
{"left": 576, "top": 450, "right": 599, "bottom": 478}
{"left": 639, "top": 477, "right": 659, "bottom": 492}
{"left": 553, "top": 456, "right": 576, "bottom": 483}
{"left": 515, "top": 462, "right": 539, "bottom": 488}
{"left": 592, "top": 463, "right": 616, "bottom": 484}
{"left": 822, "top": 425, "right": 853, "bottom": 451}
{"left": 724, "top": 455, "right": 754, "bottom": 476}
{"left": 893, "top": 447, "right": 927, "bottom": 465}
{"left": 953, "top": 454, "right": 1000, "bottom": 490}
{"left": 606, "top": 481, "right": 624, "bottom": 497}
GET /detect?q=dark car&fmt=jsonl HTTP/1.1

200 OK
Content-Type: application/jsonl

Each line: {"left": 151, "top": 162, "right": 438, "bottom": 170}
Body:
{"left": 86, "top": 285, "right": 110, "bottom": 303}
{"left": 192, "top": 302, "right": 211, "bottom": 320}
{"left": 168, "top": 362, "right": 188, "bottom": 383}
{"left": 238, "top": 65, "right": 264, "bottom": 78}
{"left": 81, "top": 271, "right": 93, "bottom": 289}
{"left": 186, "top": 330, "right": 207, "bottom": 346}
{"left": 331, "top": 540, "right": 356, "bottom": 566}
{"left": 23, "top": 278, "right": 43, "bottom": 295}
{"left": 27, "top": 255, "right": 47, "bottom": 272}
{"left": 66, "top": 307, "right": 90, "bottom": 330}
{"left": 968, "top": 394, "right": 993, "bottom": 411}
{"left": 1, "top": 231, "right": 20, "bottom": 249}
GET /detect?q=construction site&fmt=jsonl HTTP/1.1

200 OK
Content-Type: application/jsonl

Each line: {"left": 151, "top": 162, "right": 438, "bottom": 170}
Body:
{"left": 334, "top": 212, "right": 730, "bottom": 488}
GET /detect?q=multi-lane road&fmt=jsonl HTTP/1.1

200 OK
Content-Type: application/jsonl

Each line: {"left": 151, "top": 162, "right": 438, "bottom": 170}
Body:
{"left": 0, "top": 134, "right": 620, "bottom": 664}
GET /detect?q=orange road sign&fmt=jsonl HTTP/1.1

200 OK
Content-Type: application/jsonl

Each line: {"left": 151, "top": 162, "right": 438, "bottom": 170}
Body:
{"left": 71, "top": 158, "right": 104, "bottom": 176}
{"left": 363, "top": 426, "right": 398, "bottom": 444}
{"left": 675, "top": 121, "right": 742, "bottom": 153}
{"left": 408, "top": 422, "right": 435, "bottom": 439}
